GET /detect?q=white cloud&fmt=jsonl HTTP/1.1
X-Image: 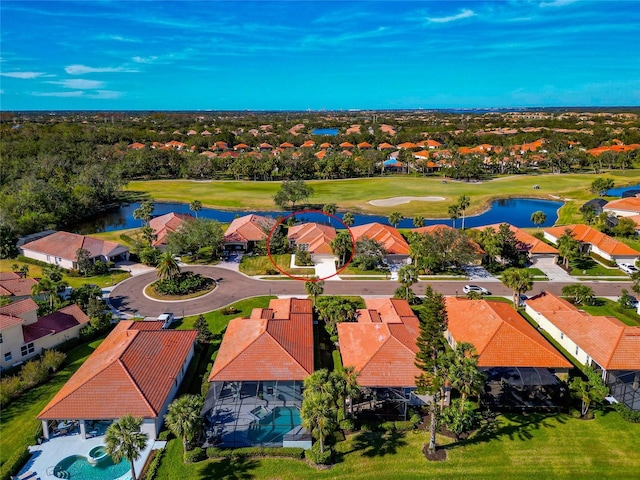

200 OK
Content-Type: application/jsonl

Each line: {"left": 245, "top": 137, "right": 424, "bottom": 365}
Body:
{"left": 132, "top": 56, "right": 158, "bottom": 64}
{"left": 65, "top": 64, "right": 138, "bottom": 75}
{"left": 0, "top": 71, "right": 45, "bottom": 79}
{"left": 49, "top": 79, "right": 104, "bottom": 89}
{"left": 89, "top": 90, "right": 123, "bottom": 99}
{"left": 426, "top": 9, "right": 476, "bottom": 23}
{"left": 540, "top": 0, "right": 578, "bottom": 7}
{"left": 32, "top": 91, "right": 84, "bottom": 97}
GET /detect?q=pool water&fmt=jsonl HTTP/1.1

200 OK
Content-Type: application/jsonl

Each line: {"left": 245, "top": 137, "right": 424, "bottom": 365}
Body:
{"left": 248, "top": 406, "right": 301, "bottom": 444}
{"left": 53, "top": 454, "right": 129, "bottom": 480}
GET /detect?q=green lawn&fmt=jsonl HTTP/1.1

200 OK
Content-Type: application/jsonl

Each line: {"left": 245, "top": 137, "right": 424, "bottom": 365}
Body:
{"left": 89, "top": 227, "right": 140, "bottom": 244}
{"left": 124, "top": 172, "right": 640, "bottom": 219}
{"left": 155, "top": 410, "right": 640, "bottom": 479}
{"left": 0, "top": 337, "right": 105, "bottom": 468}
{"left": 569, "top": 257, "right": 624, "bottom": 277}
{"left": 238, "top": 254, "right": 314, "bottom": 276}
{"left": 579, "top": 298, "right": 640, "bottom": 327}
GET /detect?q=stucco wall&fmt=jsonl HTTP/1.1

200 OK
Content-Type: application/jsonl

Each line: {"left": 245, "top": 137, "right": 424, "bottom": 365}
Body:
{"left": 21, "top": 249, "right": 75, "bottom": 270}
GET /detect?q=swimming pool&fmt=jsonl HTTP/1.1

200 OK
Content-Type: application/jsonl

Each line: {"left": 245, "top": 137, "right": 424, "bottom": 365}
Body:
{"left": 248, "top": 406, "right": 301, "bottom": 444}
{"left": 53, "top": 454, "right": 129, "bottom": 480}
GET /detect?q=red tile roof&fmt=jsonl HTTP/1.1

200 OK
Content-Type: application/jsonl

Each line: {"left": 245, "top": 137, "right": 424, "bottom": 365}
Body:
{"left": 446, "top": 298, "right": 571, "bottom": 368}
{"left": 339, "top": 142, "right": 355, "bottom": 149}
{"left": 209, "top": 298, "right": 313, "bottom": 381}
{"left": 22, "top": 304, "right": 90, "bottom": 343}
{"left": 21, "top": 231, "right": 128, "bottom": 262}
{"left": 349, "top": 223, "right": 409, "bottom": 255}
{"left": 357, "top": 142, "right": 372, "bottom": 149}
{"left": 223, "top": 214, "right": 275, "bottom": 244}
{"left": 0, "top": 272, "right": 20, "bottom": 281}
{"left": 0, "top": 314, "right": 23, "bottom": 330}
{"left": 38, "top": 321, "right": 197, "bottom": 420}
{"left": 301, "top": 140, "right": 315, "bottom": 148}
{"left": 397, "top": 142, "right": 417, "bottom": 149}
{"left": 149, "top": 212, "right": 195, "bottom": 247}
{"left": 544, "top": 224, "right": 639, "bottom": 257}
{"left": 604, "top": 197, "right": 640, "bottom": 214}
{"left": 377, "top": 142, "right": 396, "bottom": 150}
{"left": 338, "top": 298, "right": 420, "bottom": 387}
{"left": 476, "top": 223, "right": 558, "bottom": 255}
{"left": 0, "top": 277, "right": 38, "bottom": 296}
{"left": 0, "top": 298, "right": 38, "bottom": 318}
{"left": 287, "top": 223, "right": 337, "bottom": 254}
{"left": 315, "top": 150, "right": 327, "bottom": 159}
{"left": 526, "top": 292, "right": 640, "bottom": 370}
{"left": 280, "top": 142, "right": 295, "bottom": 148}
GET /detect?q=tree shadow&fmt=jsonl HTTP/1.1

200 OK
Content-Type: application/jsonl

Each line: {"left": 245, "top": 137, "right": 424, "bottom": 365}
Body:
{"left": 339, "top": 429, "right": 408, "bottom": 460}
{"left": 197, "top": 455, "right": 259, "bottom": 480}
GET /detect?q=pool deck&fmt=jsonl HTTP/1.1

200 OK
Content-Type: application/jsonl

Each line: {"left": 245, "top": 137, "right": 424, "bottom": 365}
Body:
{"left": 18, "top": 431, "right": 161, "bottom": 480}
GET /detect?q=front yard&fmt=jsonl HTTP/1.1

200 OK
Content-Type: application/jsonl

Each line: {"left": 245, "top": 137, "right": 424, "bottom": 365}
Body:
{"left": 238, "top": 254, "right": 315, "bottom": 276}
{"left": 0, "top": 259, "right": 130, "bottom": 288}
{"left": 579, "top": 298, "right": 640, "bottom": 327}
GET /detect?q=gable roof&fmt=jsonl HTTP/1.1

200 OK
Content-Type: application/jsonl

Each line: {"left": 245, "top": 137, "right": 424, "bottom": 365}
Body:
{"left": 0, "top": 298, "right": 38, "bottom": 318}
{"left": 223, "top": 214, "right": 275, "bottom": 244}
{"left": 349, "top": 223, "right": 409, "bottom": 255}
{"left": 544, "top": 224, "right": 639, "bottom": 257}
{"left": 208, "top": 298, "right": 313, "bottom": 381}
{"left": 525, "top": 292, "right": 640, "bottom": 370}
{"left": 21, "top": 231, "right": 128, "bottom": 262}
{"left": 476, "top": 223, "right": 558, "bottom": 255}
{"left": 0, "top": 314, "right": 24, "bottom": 330}
{"left": 38, "top": 321, "right": 197, "bottom": 420}
{"left": 0, "top": 272, "right": 20, "bottom": 281}
{"left": 22, "top": 304, "right": 90, "bottom": 343}
{"left": 604, "top": 197, "right": 640, "bottom": 214}
{"left": 338, "top": 298, "right": 420, "bottom": 387}
{"left": 287, "top": 222, "right": 336, "bottom": 254}
{"left": 0, "top": 277, "right": 38, "bottom": 296}
{"left": 446, "top": 297, "right": 571, "bottom": 368}
{"left": 149, "top": 212, "right": 195, "bottom": 247}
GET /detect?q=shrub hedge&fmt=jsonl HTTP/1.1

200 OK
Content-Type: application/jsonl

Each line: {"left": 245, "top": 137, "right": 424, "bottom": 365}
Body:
{"left": 184, "top": 447, "right": 205, "bottom": 463}
{"left": 0, "top": 447, "right": 31, "bottom": 480}
{"left": 304, "top": 443, "right": 332, "bottom": 465}
{"left": 205, "top": 446, "right": 304, "bottom": 460}
{"left": 614, "top": 403, "right": 640, "bottom": 423}
{"left": 142, "top": 447, "right": 164, "bottom": 480}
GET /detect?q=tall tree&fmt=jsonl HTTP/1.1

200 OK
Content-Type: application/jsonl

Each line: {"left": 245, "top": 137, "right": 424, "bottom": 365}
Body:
{"left": 561, "top": 284, "right": 595, "bottom": 305}
{"left": 557, "top": 229, "right": 581, "bottom": 268}
{"left": 300, "top": 369, "right": 337, "bottom": 453}
{"left": 500, "top": 268, "right": 534, "bottom": 308}
{"left": 189, "top": 200, "right": 202, "bottom": 218}
{"left": 570, "top": 367, "right": 609, "bottom": 417}
{"left": 458, "top": 195, "right": 471, "bottom": 230}
{"left": 322, "top": 203, "right": 337, "bottom": 215}
{"left": 590, "top": 178, "right": 614, "bottom": 195}
{"left": 415, "top": 286, "right": 450, "bottom": 454}
{"left": 530, "top": 211, "right": 547, "bottom": 231}
{"left": 397, "top": 264, "right": 418, "bottom": 301}
{"left": 342, "top": 212, "right": 355, "bottom": 227}
{"left": 133, "top": 200, "right": 154, "bottom": 227}
{"left": 164, "top": 394, "right": 205, "bottom": 453}
{"left": 448, "top": 342, "right": 484, "bottom": 411}
{"left": 156, "top": 251, "right": 181, "bottom": 280}
{"left": 448, "top": 204, "right": 461, "bottom": 228}
{"left": 273, "top": 180, "right": 314, "bottom": 209}
{"left": 413, "top": 216, "right": 425, "bottom": 228}
{"left": 305, "top": 277, "right": 325, "bottom": 306}
{"left": 76, "top": 247, "right": 92, "bottom": 276}
{"left": 330, "top": 231, "right": 353, "bottom": 267}
{"left": 194, "top": 314, "right": 213, "bottom": 343}
{"left": 105, "top": 414, "right": 148, "bottom": 480}
{"left": 388, "top": 211, "right": 404, "bottom": 228}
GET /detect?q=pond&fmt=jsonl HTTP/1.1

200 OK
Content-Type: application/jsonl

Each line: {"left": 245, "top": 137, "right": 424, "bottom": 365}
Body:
{"left": 606, "top": 183, "right": 640, "bottom": 197}
{"left": 73, "top": 197, "right": 562, "bottom": 234}
{"left": 311, "top": 128, "right": 339, "bottom": 136}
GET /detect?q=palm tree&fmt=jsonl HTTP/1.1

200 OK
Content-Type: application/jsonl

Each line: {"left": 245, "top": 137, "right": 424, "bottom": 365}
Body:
{"left": 448, "top": 342, "right": 484, "bottom": 411}
{"left": 530, "top": 211, "right": 546, "bottom": 231}
{"left": 570, "top": 367, "right": 609, "bottom": 417}
{"left": 388, "top": 211, "right": 404, "bottom": 228}
{"left": 164, "top": 394, "right": 205, "bottom": 453}
{"left": 105, "top": 414, "right": 148, "bottom": 480}
{"left": 156, "top": 251, "right": 181, "bottom": 280}
{"left": 305, "top": 277, "right": 324, "bottom": 306}
{"left": 557, "top": 229, "right": 580, "bottom": 268}
{"left": 301, "top": 370, "right": 337, "bottom": 453}
{"left": 189, "top": 200, "right": 202, "bottom": 218}
{"left": 31, "top": 278, "right": 56, "bottom": 308}
{"left": 500, "top": 268, "right": 534, "bottom": 308}
{"left": 342, "top": 212, "right": 355, "bottom": 227}
{"left": 332, "top": 366, "right": 360, "bottom": 417}
{"left": 330, "top": 231, "right": 353, "bottom": 267}
{"left": 448, "top": 204, "right": 461, "bottom": 228}
{"left": 397, "top": 264, "right": 418, "bottom": 301}
{"left": 413, "top": 216, "right": 425, "bottom": 228}
{"left": 322, "top": 203, "right": 337, "bottom": 215}
{"left": 458, "top": 195, "right": 470, "bottom": 230}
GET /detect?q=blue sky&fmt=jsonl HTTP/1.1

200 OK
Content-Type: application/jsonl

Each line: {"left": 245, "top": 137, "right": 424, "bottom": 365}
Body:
{"left": 1, "top": 1, "right": 639, "bottom": 110}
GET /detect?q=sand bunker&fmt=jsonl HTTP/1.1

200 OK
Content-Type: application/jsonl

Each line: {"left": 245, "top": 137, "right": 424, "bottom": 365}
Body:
{"left": 368, "top": 196, "right": 446, "bottom": 207}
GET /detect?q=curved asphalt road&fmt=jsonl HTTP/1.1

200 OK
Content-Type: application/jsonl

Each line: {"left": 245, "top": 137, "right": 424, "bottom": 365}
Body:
{"left": 108, "top": 266, "right": 634, "bottom": 318}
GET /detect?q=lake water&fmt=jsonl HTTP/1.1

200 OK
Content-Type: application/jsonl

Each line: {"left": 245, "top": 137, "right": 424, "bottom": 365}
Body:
{"left": 73, "top": 197, "right": 562, "bottom": 234}
{"left": 606, "top": 183, "right": 640, "bottom": 197}
{"left": 311, "top": 128, "right": 339, "bottom": 136}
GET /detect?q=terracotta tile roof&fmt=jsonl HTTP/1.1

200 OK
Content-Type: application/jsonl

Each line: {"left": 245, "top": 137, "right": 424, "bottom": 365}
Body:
{"left": 340, "top": 142, "right": 354, "bottom": 149}
{"left": 234, "top": 143, "right": 250, "bottom": 150}
{"left": 349, "top": 223, "right": 409, "bottom": 255}
{"left": 544, "top": 224, "right": 639, "bottom": 257}
{"left": 0, "top": 314, "right": 23, "bottom": 330}
{"left": 127, "top": 142, "right": 145, "bottom": 150}
{"left": 397, "top": 142, "right": 417, "bottom": 149}
{"left": 476, "top": 223, "right": 558, "bottom": 255}
{"left": 604, "top": 197, "right": 640, "bottom": 214}
{"left": 209, "top": 298, "right": 313, "bottom": 381}
{"left": 357, "top": 142, "right": 372, "bottom": 149}
{"left": 338, "top": 298, "right": 420, "bottom": 387}
{"left": 38, "top": 321, "right": 197, "bottom": 420}
{"left": 301, "top": 140, "right": 315, "bottom": 148}
{"left": 446, "top": 298, "right": 571, "bottom": 368}
{"left": 259, "top": 142, "right": 274, "bottom": 149}
{"left": 0, "top": 272, "right": 20, "bottom": 281}
{"left": 320, "top": 142, "right": 332, "bottom": 149}
{"left": 377, "top": 142, "right": 396, "bottom": 150}
{"left": 526, "top": 292, "right": 640, "bottom": 370}
{"left": 0, "top": 277, "right": 38, "bottom": 296}
{"left": 426, "top": 139, "right": 442, "bottom": 148}
{"left": 149, "top": 212, "right": 195, "bottom": 247}
{"left": 22, "top": 304, "right": 90, "bottom": 343}
{"left": 413, "top": 150, "right": 430, "bottom": 159}
{"left": 315, "top": 150, "right": 327, "bottom": 159}
{"left": 346, "top": 125, "right": 361, "bottom": 134}
{"left": 412, "top": 225, "right": 484, "bottom": 255}
{"left": 129, "top": 320, "right": 164, "bottom": 330}
{"left": 280, "top": 142, "right": 295, "bottom": 148}
{"left": 223, "top": 214, "right": 275, "bottom": 244}
{"left": 21, "top": 231, "right": 128, "bottom": 262}
{"left": 0, "top": 298, "right": 38, "bottom": 317}
{"left": 287, "top": 222, "right": 337, "bottom": 254}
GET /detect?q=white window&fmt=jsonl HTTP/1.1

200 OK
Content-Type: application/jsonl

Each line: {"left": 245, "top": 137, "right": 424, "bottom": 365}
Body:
{"left": 4, "top": 352, "right": 12, "bottom": 362}
{"left": 21, "top": 342, "right": 35, "bottom": 357}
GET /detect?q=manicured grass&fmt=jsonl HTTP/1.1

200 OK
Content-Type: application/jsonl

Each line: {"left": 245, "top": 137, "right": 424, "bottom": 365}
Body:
{"left": 176, "top": 296, "right": 276, "bottom": 334}
{"left": 155, "top": 410, "right": 640, "bottom": 479}
{"left": 239, "top": 254, "right": 314, "bottom": 276}
{"left": 569, "top": 257, "right": 624, "bottom": 277}
{"left": 579, "top": 298, "right": 640, "bottom": 327}
{"left": 89, "top": 227, "right": 140, "bottom": 244}
{"left": 0, "top": 337, "right": 105, "bottom": 467}
{"left": 125, "top": 172, "right": 640, "bottom": 219}
{"left": 0, "top": 259, "right": 131, "bottom": 288}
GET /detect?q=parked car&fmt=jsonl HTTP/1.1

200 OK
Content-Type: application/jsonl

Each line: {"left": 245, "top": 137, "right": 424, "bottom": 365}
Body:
{"left": 463, "top": 284, "right": 490, "bottom": 295}
{"left": 158, "top": 313, "right": 175, "bottom": 329}
{"left": 619, "top": 263, "right": 639, "bottom": 275}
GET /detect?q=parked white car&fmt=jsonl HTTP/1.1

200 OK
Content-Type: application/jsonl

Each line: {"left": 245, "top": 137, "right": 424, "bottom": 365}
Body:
{"left": 158, "top": 313, "right": 175, "bottom": 329}
{"left": 619, "top": 263, "right": 639, "bottom": 275}
{"left": 463, "top": 284, "right": 490, "bottom": 295}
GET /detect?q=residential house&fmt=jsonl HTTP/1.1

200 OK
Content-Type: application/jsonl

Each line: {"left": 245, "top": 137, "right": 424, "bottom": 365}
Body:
{"left": 149, "top": 212, "right": 195, "bottom": 249}
{"left": 582, "top": 198, "right": 608, "bottom": 216}
{"left": 203, "top": 298, "right": 313, "bottom": 448}
{"left": 445, "top": 297, "right": 571, "bottom": 408}
{"left": 38, "top": 320, "right": 197, "bottom": 440}
{"left": 337, "top": 298, "right": 427, "bottom": 418}
{"left": 603, "top": 197, "right": 640, "bottom": 217}
{"left": 0, "top": 274, "right": 38, "bottom": 300}
{"left": 543, "top": 224, "right": 640, "bottom": 265}
{"left": 0, "top": 299, "right": 89, "bottom": 370}
{"left": 287, "top": 222, "right": 337, "bottom": 261}
{"left": 525, "top": 292, "right": 640, "bottom": 411}
{"left": 20, "top": 231, "right": 129, "bottom": 270}
{"left": 476, "top": 223, "right": 558, "bottom": 266}
{"left": 349, "top": 223, "right": 410, "bottom": 264}
{"left": 223, "top": 214, "right": 276, "bottom": 252}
